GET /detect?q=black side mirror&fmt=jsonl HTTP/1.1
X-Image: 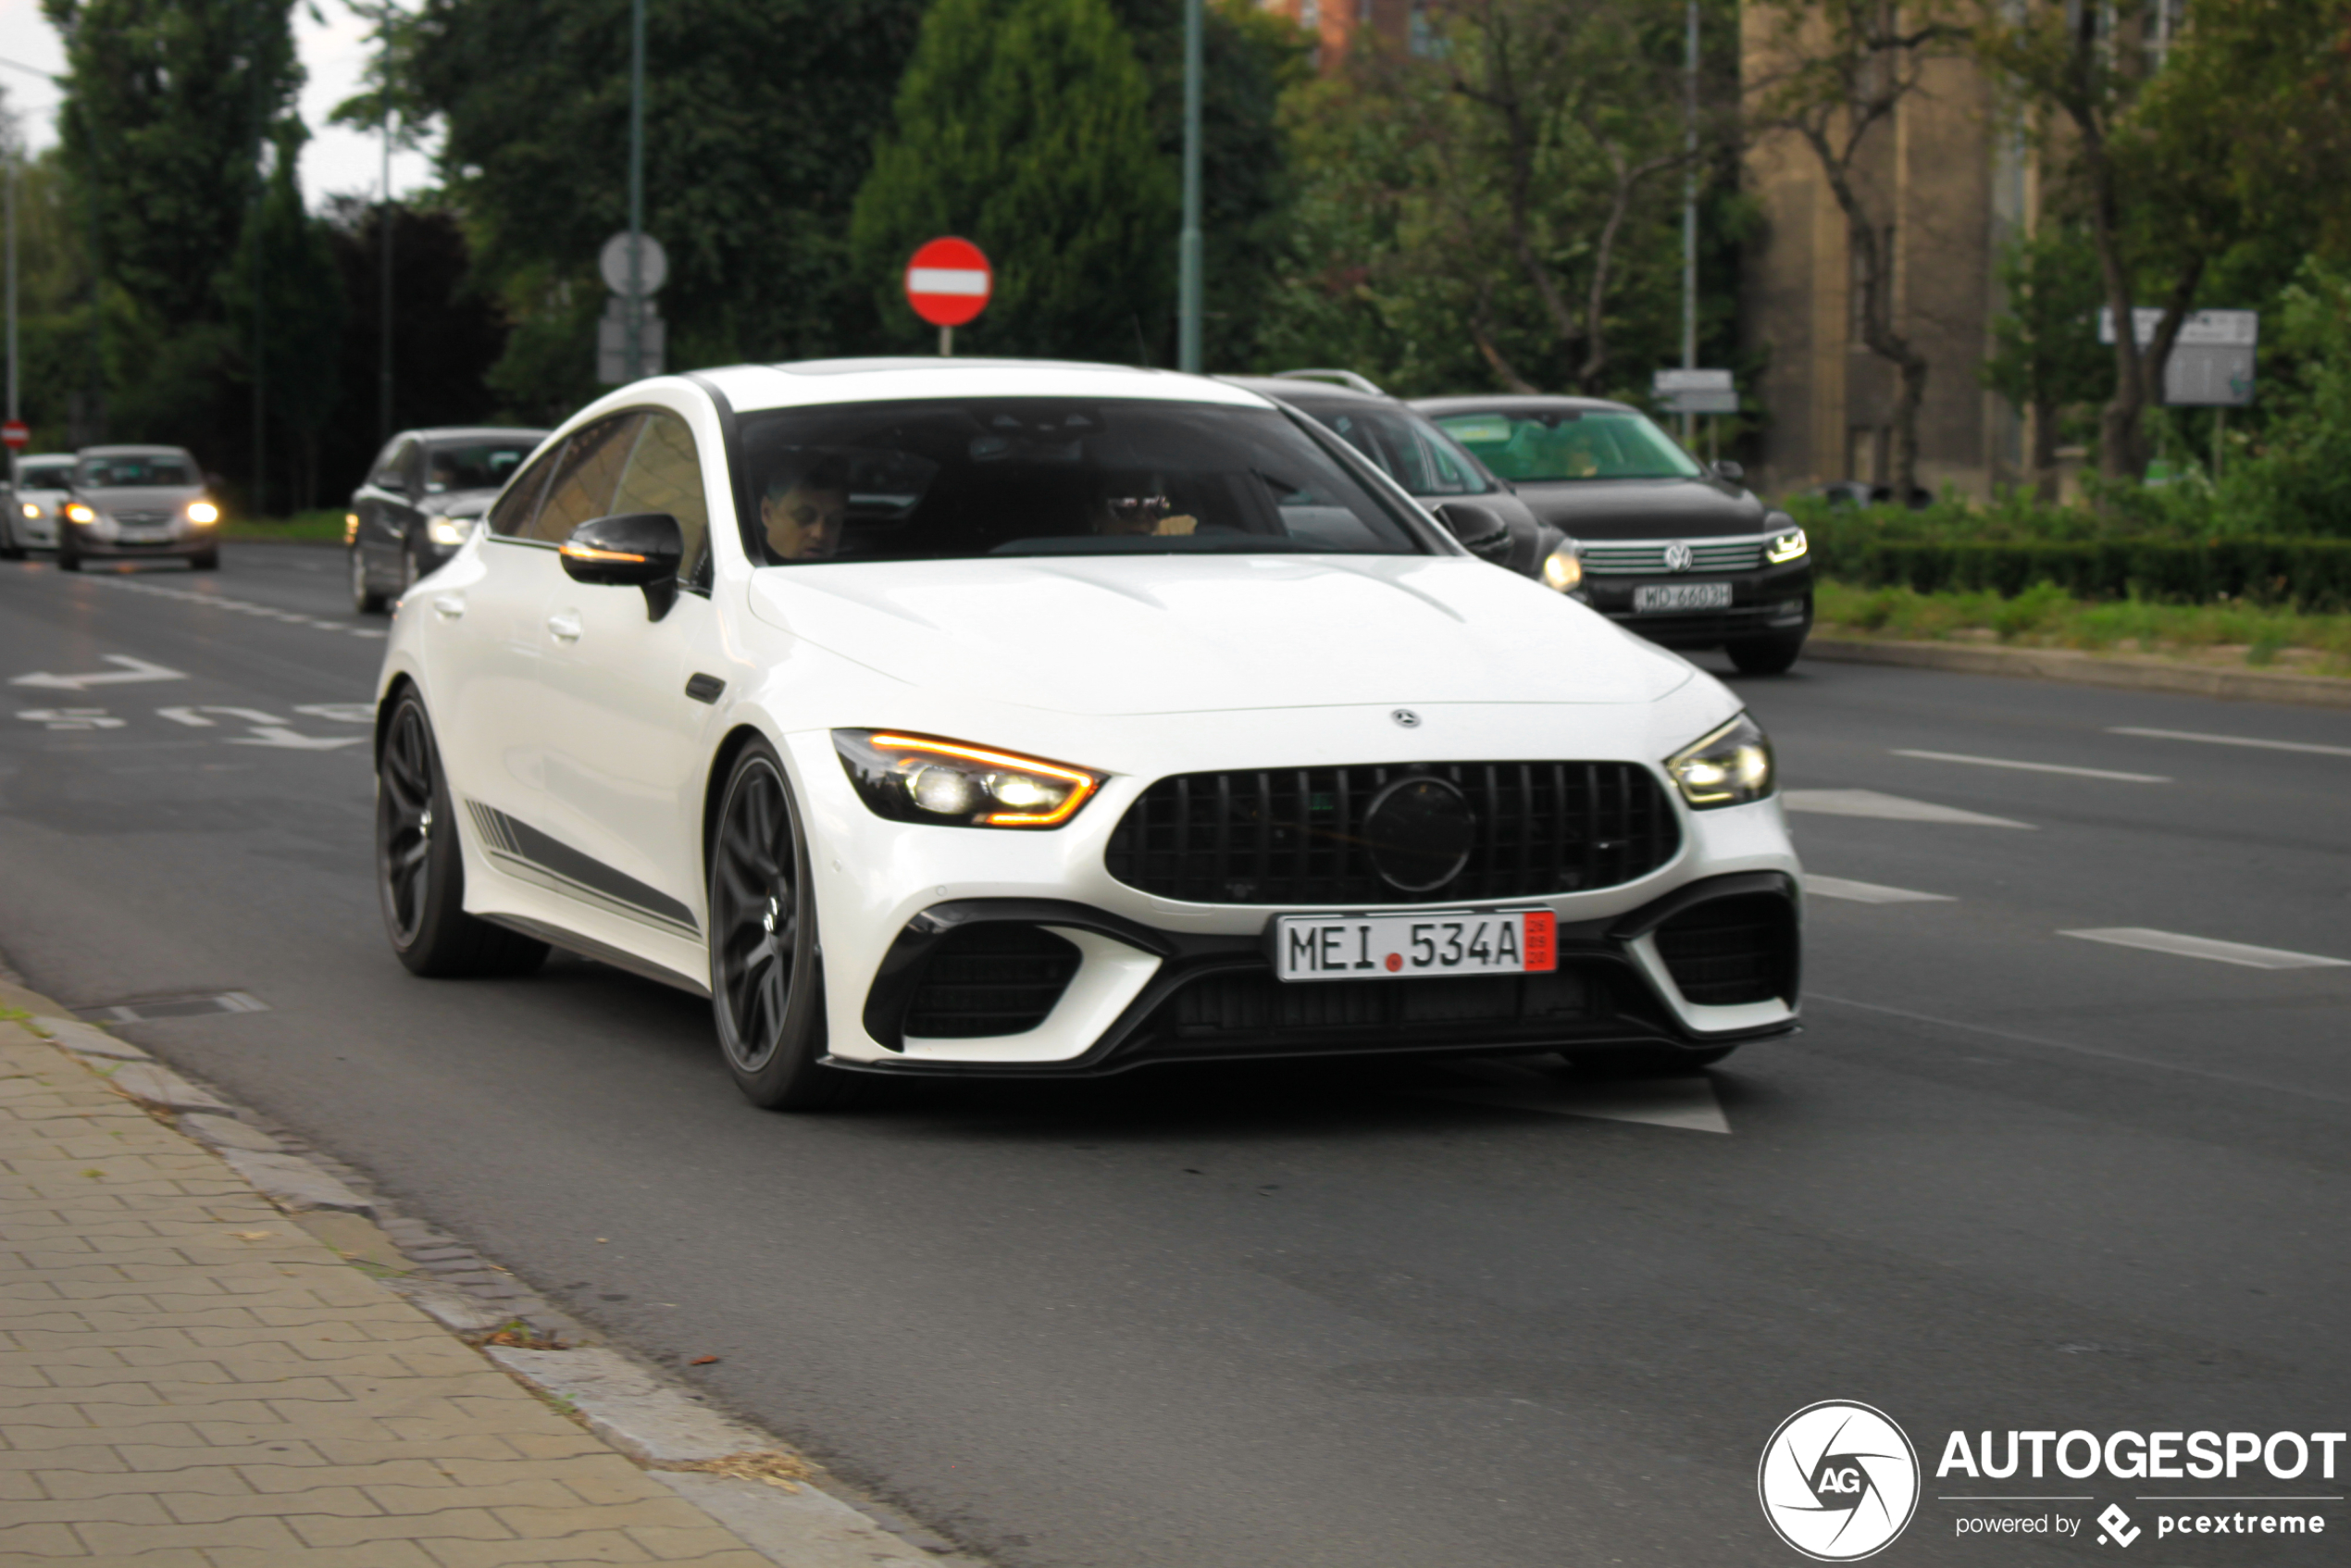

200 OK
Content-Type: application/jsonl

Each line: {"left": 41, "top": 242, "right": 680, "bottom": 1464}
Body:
{"left": 561, "top": 512, "right": 685, "bottom": 620}
{"left": 1431, "top": 500, "right": 1513, "bottom": 565}
{"left": 1711, "top": 460, "right": 1745, "bottom": 484}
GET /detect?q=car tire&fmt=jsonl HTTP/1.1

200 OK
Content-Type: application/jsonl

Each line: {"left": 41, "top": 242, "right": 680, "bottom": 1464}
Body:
{"left": 376, "top": 688, "right": 550, "bottom": 979}
{"left": 190, "top": 549, "right": 218, "bottom": 571}
{"left": 351, "top": 548, "right": 386, "bottom": 613}
{"left": 1726, "top": 630, "right": 1806, "bottom": 676}
{"left": 57, "top": 531, "right": 81, "bottom": 571}
{"left": 707, "top": 740, "right": 861, "bottom": 1111}
{"left": 0, "top": 513, "right": 23, "bottom": 561}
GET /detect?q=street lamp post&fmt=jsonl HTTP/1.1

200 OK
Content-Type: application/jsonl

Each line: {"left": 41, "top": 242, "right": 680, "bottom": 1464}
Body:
{"left": 626, "top": 0, "right": 645, "bottom": 380}
{"left": 1176, "top": 0, "right": 1202, "bottom": 374}
{"left": 1680, "top": 0, "right": 1698, "bottom": 445}
{"left": 379, "top": 113, "right": 393, "bottom": 442}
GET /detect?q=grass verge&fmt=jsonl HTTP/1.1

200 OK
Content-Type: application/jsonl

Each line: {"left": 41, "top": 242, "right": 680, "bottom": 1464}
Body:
{"left": 220, "top": 508, "right": 346, "bottom": 543}
{"left": 1815, "top": 579, "right": 2351, "bottom": 677}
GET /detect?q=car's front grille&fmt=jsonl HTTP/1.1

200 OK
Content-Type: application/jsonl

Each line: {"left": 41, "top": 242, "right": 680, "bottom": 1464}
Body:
{"left": 113, "top": 510, "right": 172, "bottom": 526}
{"left": 903, "top": 924, "right": 1082, "bottom": 1039}
{"left": 1159, "top": 965, "right": 1594, "bottom": 1039}
{"left": 1581, "top": 537, "right": 1765, "bottom": 575}
{"left": 1652, "top": 893, "right": 1796, "bottom": 1005}
{"left": 1104, "top": 762, "right": 1679, "bottom": 905}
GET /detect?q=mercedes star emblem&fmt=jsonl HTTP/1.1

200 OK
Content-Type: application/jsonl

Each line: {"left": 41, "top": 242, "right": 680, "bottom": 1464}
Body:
{"left": 1663, "top": 541, "right": 1695, "bottom": 573}
{"left": 1391, "top": 709, "right": 1422, "bottom": 728}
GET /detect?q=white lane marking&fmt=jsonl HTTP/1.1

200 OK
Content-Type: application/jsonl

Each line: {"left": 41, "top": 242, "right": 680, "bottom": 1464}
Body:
{"left": 2061, "top": 927, "right": 2349, "bottom": 971}
{"left": 2108, "top": 727, "right": 2351, "bottom": 760}
{"left": 350, "top": 629, "right": 386, "bottom": 640}
{"left": 1782, "top": 789, "right": 2034, "bottom": 828}
{"left": 1893, "top": 748, "right": 2170, "bottom": 783}
{"left": 1421, "top": 1058, "right": 1730, "bottom": 1133}
{"left": 293, "top": 703, "right": 374, "bottom": 724}
{"left": 11, "top": 653, "right": 189, "bottom": 691}
{"left": 226, "top": 726, "right": 367, "bottom": 752}
{"left": 156, "top": 706, "right": 216, "bottom": 728}
{"left": 15, "top": 707, "right": 125, "bottom": 730}
{"left": 1803, "top": 874, "right": 1955, "bottom": 904}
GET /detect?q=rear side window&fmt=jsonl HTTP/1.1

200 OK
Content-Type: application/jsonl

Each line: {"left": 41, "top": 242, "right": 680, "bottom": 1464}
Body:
{"left": 608, "top": 411, "right": 711, "bottom": 580}
{"left": 526, "top": 415, "right": 642, "bottom": 544}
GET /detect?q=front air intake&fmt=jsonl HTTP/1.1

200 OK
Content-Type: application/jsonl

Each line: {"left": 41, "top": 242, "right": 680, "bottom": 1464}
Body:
{"left": 1652, "top": 893, "right": 1796, "bottom": 1005}
{"left": 902, "top": 925, "right": 1082, "bottom": 1039}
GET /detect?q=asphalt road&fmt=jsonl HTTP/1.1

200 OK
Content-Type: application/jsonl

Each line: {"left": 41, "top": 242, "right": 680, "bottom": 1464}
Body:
{"left": 4, "top": 545, "right": 2347, "bottom": 1567}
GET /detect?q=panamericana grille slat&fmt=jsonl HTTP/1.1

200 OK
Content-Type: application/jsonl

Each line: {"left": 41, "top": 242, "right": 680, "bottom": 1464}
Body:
{"left": 1580, "top": 538, "right": 1766, "bottom": 575}
{"left": 1103, "top": 760, "right": 1679, "bottom": 905}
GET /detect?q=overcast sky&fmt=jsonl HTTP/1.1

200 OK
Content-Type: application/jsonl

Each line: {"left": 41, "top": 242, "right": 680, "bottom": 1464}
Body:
{"left": 2, "top": 0, "right": 441, "bottom": 205}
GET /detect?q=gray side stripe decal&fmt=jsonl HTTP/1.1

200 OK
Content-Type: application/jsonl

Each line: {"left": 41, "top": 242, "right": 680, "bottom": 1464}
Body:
{"left": 465, "top": 800, "right": 698, "bottom": 934}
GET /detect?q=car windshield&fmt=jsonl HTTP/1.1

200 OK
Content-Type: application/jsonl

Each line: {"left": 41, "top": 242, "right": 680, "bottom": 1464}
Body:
{"left": 426, "top": 440, "right": 539, "bottom": 493}
{"left": 18, "top": 463, "right": 72, "bottom": 490}
{"left": 1302, "top": 404, "right": 1491, "bottom": 497}
{"left": 78, "top": 455, "right": 195, "bottom": 488}
{"left": 736, "top": 398, "right": 1426, "bottom": 566}
{"left": 1433, "top": 410, "right": 1703, "bottom": 482}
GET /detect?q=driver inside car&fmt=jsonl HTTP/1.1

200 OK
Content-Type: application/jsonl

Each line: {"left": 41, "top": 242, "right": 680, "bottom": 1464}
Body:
{"left": 1090, "top": 474, "right": 1197, "bottom": 538}
{"left": 761, "top": 455, "right": 853, "bottom": 561}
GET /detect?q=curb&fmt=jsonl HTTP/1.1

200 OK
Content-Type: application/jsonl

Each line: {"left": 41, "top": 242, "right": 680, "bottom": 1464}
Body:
{"left": 2, "top": 981, "right": 979, "bottom": 1568}
{"left": 1803, "top": 635, "right": 2351, "bottom": 709}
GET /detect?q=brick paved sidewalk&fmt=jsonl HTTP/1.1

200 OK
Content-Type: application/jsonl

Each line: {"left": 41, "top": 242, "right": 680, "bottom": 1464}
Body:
{"left": 0, "top": 1015, "right": 776, "bottom": 1568}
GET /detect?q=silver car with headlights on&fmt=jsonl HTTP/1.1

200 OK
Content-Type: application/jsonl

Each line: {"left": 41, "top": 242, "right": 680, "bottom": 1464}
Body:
{"left": 56, "top": 447, "right": 222, "bottom": 571}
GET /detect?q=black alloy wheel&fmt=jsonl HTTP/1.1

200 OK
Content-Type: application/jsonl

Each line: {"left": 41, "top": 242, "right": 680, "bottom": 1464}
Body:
{"left": 708, "top": 742, "right": 859, "bottom": 1110}
{"left": 375, "top": 689, "right": 548, "bottom": 977}
{"left": 351, "top": 547, "right": 386, "bottom": 613}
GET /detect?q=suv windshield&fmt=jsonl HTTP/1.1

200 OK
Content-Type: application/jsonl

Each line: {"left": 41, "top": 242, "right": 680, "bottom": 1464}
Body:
{"left": 79, "top": 455, "right": 195, "bottom": 488}
{"left": 1433, "top": 410, "right": 1702, "bottom": 482}
{"left": 17, "top": 463, "right": 72, "bottom": 490}
{"left": 737, "top": 399, "right": 1426, "bottom": 565}
{"left": 1304, "top": 404, "right": 1491, "bottom": 497}
{"left": 426, "top": 440, "right": 539, "bottom": 493}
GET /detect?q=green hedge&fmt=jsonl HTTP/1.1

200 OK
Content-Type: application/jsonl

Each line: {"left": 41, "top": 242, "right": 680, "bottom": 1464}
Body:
{"left": 1814, "top": 537, "right": 2351, "bottom": 612}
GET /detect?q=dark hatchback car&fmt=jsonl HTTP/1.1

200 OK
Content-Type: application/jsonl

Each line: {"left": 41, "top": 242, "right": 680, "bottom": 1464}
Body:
{"left": 1225, "top": 374, "right": 1578, "bottom": 590}
{"left": 1415, "top": 395, "right": 1814, "bottom": 673}
{"left": 347, "top": 426, "right": 549, "bottom": 611}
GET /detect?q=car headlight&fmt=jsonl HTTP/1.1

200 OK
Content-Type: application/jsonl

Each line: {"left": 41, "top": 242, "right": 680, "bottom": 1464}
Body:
{"left": 834, "top": 730, "right": 1106, "bottom": 828}
{"left": 185, "top": 501, "right": 219, "bottom": 525}
{"left": 1540, "top": 546, "right": 1582, "bottom": 592}
{"left": 19, "top": 502, "right": 38, "bottom": 520}
{"left": 64, "top": 503, "right": 95, "bottom": 525}
{"left": 426, "top": 514, "right": 474, "bottom": 548}
{"left": 1765, "top": 525, "right": 1808, "bottom": 564}
{"left": 1664, "top": 714, "right": 1774, "bottom": 809}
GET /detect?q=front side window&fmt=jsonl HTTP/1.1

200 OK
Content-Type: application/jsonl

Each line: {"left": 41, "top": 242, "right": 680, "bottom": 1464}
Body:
{"left": 525, "top": 415, "right": 642, "bottom": 544}
{"left": 425, "top": 439, "right": 541, "bottom": 494}
{"left": 79, "top": 454, "right": 196, "bottom": 489}
{"left": 367, "top": 439, "right": 409, "bottom": 490}
{"left": 608, "top": 411, "right": 712, "bottom": 580}
{"left": 736, "top": 399, "right": 1428, "bottom": 566}
{"left": 1313, "top": 406, "right": 1490, "bottom": 497}
{"left": 1434, "top": 410, "right": 1703, "bottom": 482}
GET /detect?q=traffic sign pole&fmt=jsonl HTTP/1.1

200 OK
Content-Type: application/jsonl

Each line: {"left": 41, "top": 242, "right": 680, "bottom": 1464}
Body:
{"left": 627, "top": 0, "right": 646, "bottom": 380}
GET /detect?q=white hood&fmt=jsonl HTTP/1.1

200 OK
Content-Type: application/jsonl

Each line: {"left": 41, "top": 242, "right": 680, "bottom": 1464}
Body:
{"left": 748, "top": 554, "right": 1694, "bottom": 716}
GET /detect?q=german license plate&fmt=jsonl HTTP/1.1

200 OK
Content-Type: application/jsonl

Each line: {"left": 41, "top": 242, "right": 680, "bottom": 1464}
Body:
{"left": 1274, "top": 910, "right": 1557, "bottom": 982}
{"left": 1633, "top": 580, "right": 1732, "bottom": 613}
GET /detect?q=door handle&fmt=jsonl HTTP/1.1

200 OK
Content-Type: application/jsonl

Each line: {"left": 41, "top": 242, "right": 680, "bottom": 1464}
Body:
{"left": 546, "top": 611, "right": 582, "bottom": 642}
{"left": 432, "top": 594, "right": 465, "bottom": 619}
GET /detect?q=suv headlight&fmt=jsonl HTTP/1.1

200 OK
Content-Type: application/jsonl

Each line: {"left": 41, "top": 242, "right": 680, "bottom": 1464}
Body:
{"left": 1540, "top": 545, "right": 1582, "bottom": 591}
{"left": 1765, "top": 524, "right": 1808, "bottom": 564}
{"left": 426, "top": 514, "right": 474, "bottom": 547}
{"left": 19, "top": 502, "right": 38, "bottom": 520}
{"left": 1664, "top": 714, "right": 1774, "bottom": 809}
{"left": 186, "top": 501, "right": 219, "bottom": 525}
{"left": 64, "top": 503, "right": 95, "bottom": 525}
{"left": 834, "top": 730, "right": 1106, "bottom": 828}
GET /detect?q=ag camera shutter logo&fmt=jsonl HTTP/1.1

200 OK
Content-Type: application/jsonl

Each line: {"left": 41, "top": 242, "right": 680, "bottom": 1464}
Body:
{"left": 1759, "top": 1400, "right": 1922, "bottom": 1561}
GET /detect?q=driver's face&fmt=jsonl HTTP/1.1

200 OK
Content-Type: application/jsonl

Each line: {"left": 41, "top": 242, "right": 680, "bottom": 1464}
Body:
{"left": 762, "top": 484, "right": 848, "bottom": 560}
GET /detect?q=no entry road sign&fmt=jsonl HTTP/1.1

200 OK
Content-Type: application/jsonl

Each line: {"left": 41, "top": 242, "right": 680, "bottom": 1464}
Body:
{"left": 2, "top": 420, "right": 27, "bottom": 453}
{"left": 904, "top": 238, "right": 992, "bottom": 329}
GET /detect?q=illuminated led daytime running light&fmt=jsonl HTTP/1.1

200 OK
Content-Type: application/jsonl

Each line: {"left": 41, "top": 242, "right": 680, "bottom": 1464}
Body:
{"left": 865, "top": 732, "right": 1101, "bottom": 826}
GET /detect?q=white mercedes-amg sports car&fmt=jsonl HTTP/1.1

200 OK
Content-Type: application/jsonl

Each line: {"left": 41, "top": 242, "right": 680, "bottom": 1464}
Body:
{"left": 372, "top": 359, "right": 1800, "bottom": 1108}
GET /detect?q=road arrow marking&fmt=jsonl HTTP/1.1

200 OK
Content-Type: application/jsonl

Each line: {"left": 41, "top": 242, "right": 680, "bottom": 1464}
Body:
{"left": 1782, "top": 788, "right": 2033, "bottom": 828}
{"left": 11, "top": 654, "right": 188, "bottom": 691}
{"left": 292, "top": 703, "right": 374, "bottom": 724}
{"left": 15, "top": 708, "right": 125, "bottom": 731}
{"left": 156, "top": 706, "right": 216, "bottom": 728}
{"left": 1804, "top": 874, "right": 1955, "bottom": 904}
{"left": 227, "top": 726, "right": 367, "bottom": 752}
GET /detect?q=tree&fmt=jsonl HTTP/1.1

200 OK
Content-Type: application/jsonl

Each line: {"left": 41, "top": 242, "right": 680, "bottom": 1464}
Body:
{"left": 1978, "top": 228, "right": 2106, "bottom": 496}
{"left": 1974, "top": 0, "right": 2351, "bottom": 481}
{"left": 850, "top": 0, "right": 1177, "bottom": 360}
{"left": 1748, "top": 0, "right": 1969, "bottom": 500}
{"left": 401, "top": 0, "right": 927, "bottom": 411}
{"left": 221, "top": 123, "right": 344, "bottom": 512}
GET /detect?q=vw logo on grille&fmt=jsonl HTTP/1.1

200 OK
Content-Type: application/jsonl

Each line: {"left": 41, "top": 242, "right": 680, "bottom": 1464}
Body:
{"left": 1390, "top": 709, "right": 1421, "bottom": 728}
{"left": 1362, "top": 776, "right": 1476, "bottom": 892}
{"left": 1662, "top": 540, "right": 1695, "bottom": 573}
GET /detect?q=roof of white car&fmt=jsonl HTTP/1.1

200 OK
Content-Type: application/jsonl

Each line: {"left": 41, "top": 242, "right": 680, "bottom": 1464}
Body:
{"left": 686, "top": 358, "right": 1275, "bottom": 415}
